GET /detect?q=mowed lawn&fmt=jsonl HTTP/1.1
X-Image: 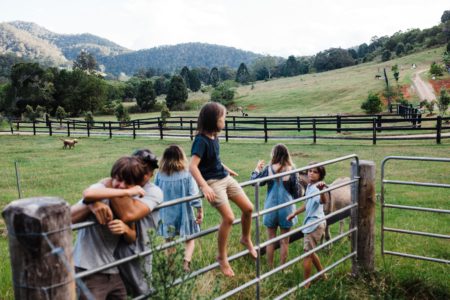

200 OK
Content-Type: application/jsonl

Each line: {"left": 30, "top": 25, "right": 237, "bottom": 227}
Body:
{"left": 0, "top": 135, "right": 448, "bottom": 299}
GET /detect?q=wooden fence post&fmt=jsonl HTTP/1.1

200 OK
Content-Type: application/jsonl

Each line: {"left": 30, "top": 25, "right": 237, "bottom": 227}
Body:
{"left": 351, "top": 160, "right": 376, "bottom": 276}
{"left": 189, "top": 120, "right": 193, "bottom": 141}
{"left": 109, "top": 121, "right": 112, "bottom": 139}
{"left": 264, "top": 117, "right": 268, "bottom": 143}
{"left": 132, "top": 121, "right": 136, "bottom": 139}
{"left": 225, "top": 120, "right": 229, "bottom": 142}
{"left": 372, "top": 118, "right": 377, "bottom": 145}
{"left": 87, "top": 122, "right": 90, "bottom": 137}
{"left": 2, "top": 197, "right": 76, "bottom": 299}
{"left": 67, "top": 121, "right": 70, "bottom": 137}
{"left": 417, "top": 113, "right": 422, "bottom": 128}
{"left": 48, "top": 121, "right": 52, "bottom": 136}
{"left": 436, "top": 116, "right": 442, "bottom": 144}
{"left": 297, "top": 116, "right": 301, "bottom": 132}
{"left": 313, "top": 118, "right": 316, "bottom": 144}
{"left": 33, "top": 121, "right": 36, "bottom": 135}
{"left": 180, "top": 117, "right": 183, "bottom": 128}
{"left": 337, "top": 115, "right": 341, "bottom": 133}
{"left": 158, "top": 121, "right": 163, "bottom": 140}
{"left": 233, "top": 116, "right": 236, "bottom": 129}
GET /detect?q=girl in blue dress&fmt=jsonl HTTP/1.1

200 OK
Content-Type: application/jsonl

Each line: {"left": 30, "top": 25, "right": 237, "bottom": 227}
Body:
{"left": 155, "top": 145, "right": 203, "bottom": 272}
{"left": 251, "top": 144, "right": 300, "bottom": 268}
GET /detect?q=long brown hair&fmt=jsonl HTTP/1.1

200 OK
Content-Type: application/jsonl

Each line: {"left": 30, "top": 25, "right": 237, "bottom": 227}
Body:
{"left": 159, "top": 145, "right": 188, "bottom": 175}
{"left": 271, "top": 144, "right": 294, "bottom": 173}
{"left": 196, "top": 102, "right": 226, "bottom": 136}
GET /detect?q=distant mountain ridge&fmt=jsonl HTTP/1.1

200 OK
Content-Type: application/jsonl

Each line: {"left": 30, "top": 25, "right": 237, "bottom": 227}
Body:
{"left": 0, "top": 21, "right": 263, "bottom": 75}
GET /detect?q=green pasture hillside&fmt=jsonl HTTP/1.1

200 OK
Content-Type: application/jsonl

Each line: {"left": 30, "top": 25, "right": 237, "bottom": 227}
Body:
{"left": 230, "top": 47, "right": 445, "bottom": 116}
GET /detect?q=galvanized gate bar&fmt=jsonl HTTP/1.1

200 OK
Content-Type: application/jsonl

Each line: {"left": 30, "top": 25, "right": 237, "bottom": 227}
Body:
{"left": 381, "top": 155, "right": 450, "bottom": 264}
{"left": 383, "top": 251, "right": 450, "bottom": 264}
{"left": 382, "top": 180, "right": 450, "bottom": 188}
{"left": 384, "top": 204, "right": 450, "bottom": 214}
{"left": 384, "top": 227, "right": 450, "bottom": 239}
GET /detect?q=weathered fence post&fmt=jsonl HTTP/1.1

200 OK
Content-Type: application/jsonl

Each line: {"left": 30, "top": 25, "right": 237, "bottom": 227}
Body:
{"left": 33, "top": 121, "right": 36, "bottom": 135}
{"left": 48, "top": 121, "right": 52, "bottom": 136}
{"left": 67, "top": 121, "right": 70, "bottom": 137}
{"left": 233, "top": 116, "right": 236, "bottom": 129}
{"left": 417, "top": 113, "right": 422, "bottom": 128}
{"left": 86, "top": 122, "right": 90, "bottom": 137}
{"left": 189, "top": 120, "right": 194, "bottom": 141}
{"left": 10, "top": 123, "right": 14, "bottom": 134}
{"left": 351, "top": 160, "right": 376, "bottom": 276}
{"left": 2, "top": 197, "right": 76, "bottom": 299}
{"left": 180, "top": 117, "right": 183, "bottom": 128}
{"left": 297, "top": 116, "right": 301, "bottom": 132}
{"left": 108, "top": 121, "right": 112, "bottom": 139}
{"left": 132, "top": 121, "right": 136, "bottom": 139}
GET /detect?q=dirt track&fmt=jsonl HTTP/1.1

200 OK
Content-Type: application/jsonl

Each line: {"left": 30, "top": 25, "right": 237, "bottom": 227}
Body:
{"left": 412, "top": 69, "right": 436, "bottom": 101}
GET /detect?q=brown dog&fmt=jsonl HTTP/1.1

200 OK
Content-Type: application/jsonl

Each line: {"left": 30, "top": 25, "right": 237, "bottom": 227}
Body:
{"left": 61, "top": 138, "right": 78, "bottom": 149}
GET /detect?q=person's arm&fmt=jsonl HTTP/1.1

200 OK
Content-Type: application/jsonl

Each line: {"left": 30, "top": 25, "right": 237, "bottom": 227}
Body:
{"left": 83, "top": 184, "right": 145, "bottom": 204}
{"left": 316, "top": 181, "right": 329, "bottom": 204}
{"left": 290, "top": 173, "right": 301, "bottom": 199}
{"left": 108, "top": 220, "right": 136, "bottom": 243}
{"left": 71, "top": 202, "right": 114, "bottom": 225}
{"left": 189, "top": 155, "right": 216, "bottom": 202}
{"left": 287, "top": 204, "right": 305, "bottom": 221}
{"left": 195, "top": 207, "right": 203, "bottom": 224}
{"left": 222, "top": 163, "right": 238, "bottom": 176}
{"left": 250, "top": 164, "right": 269, "bottom": 186}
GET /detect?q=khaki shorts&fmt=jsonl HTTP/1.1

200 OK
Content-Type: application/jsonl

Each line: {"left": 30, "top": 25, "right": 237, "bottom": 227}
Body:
{"left": 303, "top": 222, "right": 326, "bottom": 251}
{"left": 206, "top": 175, "right": 245, "bottom": 207}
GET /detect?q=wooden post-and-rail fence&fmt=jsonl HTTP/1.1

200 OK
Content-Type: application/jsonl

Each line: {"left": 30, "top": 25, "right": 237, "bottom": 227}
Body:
{"left": 2, "top": 159, "right": 377, "bottom": 299}
{"left": 9, "top": 114, "right": 449, "bottom": 144}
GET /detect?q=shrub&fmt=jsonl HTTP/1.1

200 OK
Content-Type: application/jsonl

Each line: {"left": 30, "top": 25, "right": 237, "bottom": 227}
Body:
{"left": 429, "top": 62, "right": 444, "bottom": 77}
{"left": 160, "top": 104, "right": 170, "bottom": 127}
{"left": 210, "top": 81, "right": 236, "bottom": 107}
{"left": 438, "top": 88, "right": 450, "bottom": 116}
{"left": 361, "top": 93, "right": 382, "bottom": 114}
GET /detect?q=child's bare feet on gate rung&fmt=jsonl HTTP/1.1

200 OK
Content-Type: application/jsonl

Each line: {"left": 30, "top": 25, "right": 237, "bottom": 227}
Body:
{"left": 216, "top": 256, "right": 235, "bottom": 277}
{"left": 240, "top": 237, "right": 257, "bottom": 259}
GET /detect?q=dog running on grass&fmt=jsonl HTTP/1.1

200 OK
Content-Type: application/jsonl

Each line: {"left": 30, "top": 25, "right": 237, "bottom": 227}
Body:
{"left": 61, "top": 138, "right": 78, "bottom": 149}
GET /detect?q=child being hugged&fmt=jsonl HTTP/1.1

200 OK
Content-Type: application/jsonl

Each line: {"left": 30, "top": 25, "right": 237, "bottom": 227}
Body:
{"left": 155, "top": 144, "right": 203, "bottom": 272}
{"left": 287, "top": 163, "right": 328, "bottom": 288}
{"left": 251, "top": 144, "right": 300, "bottom": 268}
{"left": 189, "top": 102, "right": 257, "bottom": 277}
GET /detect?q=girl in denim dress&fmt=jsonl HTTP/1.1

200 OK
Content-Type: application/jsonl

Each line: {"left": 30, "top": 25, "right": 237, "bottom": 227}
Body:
{"left": 251, "top": 144, "right": 300, "bottom": 268}
{"left": 155, "top": 145, "right": 203, "bottom": 272}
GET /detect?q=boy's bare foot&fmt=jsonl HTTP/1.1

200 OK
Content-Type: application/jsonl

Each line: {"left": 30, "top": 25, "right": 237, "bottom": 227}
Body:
{"left": 312, "top": 273, "right": 329, "bottom": 283}
{"left": 240, "top": 237, "right": 258, "bottom": 259}
{"left": 183, "top": 259, "right": 191, "bottom": 272}
{"left": 304, "top": 282, "right": 311, "bottom": 289}
{"left": 216, "top": 256, "right": 235, "bottom": 277}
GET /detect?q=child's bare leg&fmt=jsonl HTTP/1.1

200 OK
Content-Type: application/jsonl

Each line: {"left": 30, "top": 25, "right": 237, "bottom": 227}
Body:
{"left": 184, "top": 239, "right": 195, "bottom": 262}
{"left": 216, "top": 203, "right": 235, "bottom": 277}
{"left": 311, "top": 253, "right": 327, "bottom": 279}
{"left": 303, "top": 255, "right": 313, "bottom": 289}
{"left": 267, "top": 228, "right": 277, "bottom": 268}
{"left": 280, "top": 228, "right": 290, "bottom": 265}
{"left": 230, "top": 193, "right": 257, "bottom": 259}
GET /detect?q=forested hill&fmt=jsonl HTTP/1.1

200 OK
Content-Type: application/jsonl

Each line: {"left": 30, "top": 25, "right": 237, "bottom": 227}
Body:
{"left": 98, "top": 43, "right": 262, "bottom": 75}
{"left": 0, "top": 21, "right": 130, "bottom": 64}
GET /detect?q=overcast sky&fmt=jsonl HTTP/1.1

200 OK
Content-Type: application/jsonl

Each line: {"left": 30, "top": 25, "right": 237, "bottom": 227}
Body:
{"left": 0, "top": 0, "right": 448, "bottom": 57}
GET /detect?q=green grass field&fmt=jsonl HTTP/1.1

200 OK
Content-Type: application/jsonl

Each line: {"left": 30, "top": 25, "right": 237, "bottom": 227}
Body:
{"left": 0, "top": 47, "right": 449, "bottom": 299}
{"left": 0, "top": 135, "right": 448, "bottom": 299}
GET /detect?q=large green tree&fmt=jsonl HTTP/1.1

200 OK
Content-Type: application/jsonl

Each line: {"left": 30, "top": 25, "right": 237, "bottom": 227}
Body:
{"left": 235, "top": 63, "right": 251, "bottom": 84}
{"left": 73, "top": 50, "right": 98, "bottom": 73}
{"left": 136, "top": 80, "right": 156, "bottom": 112}
{"left": 209, "top": 67, "right": 220, "bottom": 87}
{"left": 188, "top": 70, "right": 201, "bottom": 92}
{"left": 180, "top": 66, "right": 191, "bottom": 89}
{"left": 54, "top": 69, "right": 107, "bottom": 116}
{"left": 166, "top": 75, "right": 188, "bottom": 109}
